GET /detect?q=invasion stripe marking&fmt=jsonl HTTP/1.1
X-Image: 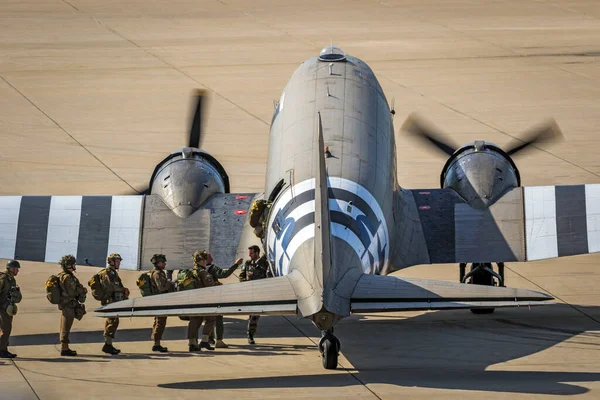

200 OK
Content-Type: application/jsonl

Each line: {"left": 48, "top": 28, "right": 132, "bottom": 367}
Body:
{"left": 107, "top": 196, "right": 143, "bottom": 270}
{"left": 0, "top": 196, "right": 22, "bottom": 259}
{"left": 44, "top": 196, "right": 82, "bottom": 263}
{"left": 524, "top": 186, "right": 558, "bottom": 261}
{"left": 556, "top": 185, "right": 588, "bottom": 257}
{"left": 15, "top": 196, "right": 51, "bottom": 262}
{"left": 585, "top": 184, "right": 600, "bottom": 253}
{"left": 77, "top": 196, "right": 112, "bottom": 267}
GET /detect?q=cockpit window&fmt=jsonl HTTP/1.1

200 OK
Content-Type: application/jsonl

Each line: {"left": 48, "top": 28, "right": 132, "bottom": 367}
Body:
{"left": 319, "top": 46, "right": 346, "bottom": 62}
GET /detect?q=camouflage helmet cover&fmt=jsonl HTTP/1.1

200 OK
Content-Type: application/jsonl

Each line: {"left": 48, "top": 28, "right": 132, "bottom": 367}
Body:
{"left": 192, "top": 250, "right": 208, "bottom": 263}
{"left": 106, "top": 253, "right": 122, "bottom": 264}
{"left": 59, "top": 254, "right": 77, "bottom": 268}
{"left": 151, "top": 253, "right": 167, "bottom": 265}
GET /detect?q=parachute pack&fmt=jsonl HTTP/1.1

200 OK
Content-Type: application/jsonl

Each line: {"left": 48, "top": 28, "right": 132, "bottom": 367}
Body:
{"left": 176, "top": 269, "right": 196, "bottom": 291}
{"left": 136, "top": 271, "right": 156, "bottom": 297}
{"left": 45, "top": 274, "right": 62, "bottom": 304}
{"left": 88, "top": 270, "right": 108, "bottom": 301}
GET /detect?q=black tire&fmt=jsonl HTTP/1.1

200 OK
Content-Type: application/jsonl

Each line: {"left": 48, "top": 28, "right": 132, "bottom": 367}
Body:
{"left": 471, "top": 308, "right": 495, "bottom": 314}
{"left": 469, "top": 263, "right": 495, "bottom": 314}
{"left": 322, "top": 339, "right": 338, "bottom": 369}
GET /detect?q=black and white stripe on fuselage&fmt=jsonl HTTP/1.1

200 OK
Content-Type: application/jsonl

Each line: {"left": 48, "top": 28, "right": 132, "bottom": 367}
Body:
{"left": 266, "top": 178, "right": 389, "bottom": 277}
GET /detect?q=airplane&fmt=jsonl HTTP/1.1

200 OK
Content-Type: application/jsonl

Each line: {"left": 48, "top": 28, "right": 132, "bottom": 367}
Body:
{"left": 2, "top": 45, "right": 599, "bottom": 370}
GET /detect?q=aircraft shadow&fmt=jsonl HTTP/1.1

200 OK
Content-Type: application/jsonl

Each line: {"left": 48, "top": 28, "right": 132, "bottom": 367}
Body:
{"left": 159, "top": 304, "right": 600, "bottom": 395}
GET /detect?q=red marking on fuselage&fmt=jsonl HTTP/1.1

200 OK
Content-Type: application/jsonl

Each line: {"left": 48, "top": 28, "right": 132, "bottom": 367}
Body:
{"left": 235, "top": 210, "right": 247, "bottom": 215}
{"left": 236, "top": 195, "right": 248, "bottom": 200}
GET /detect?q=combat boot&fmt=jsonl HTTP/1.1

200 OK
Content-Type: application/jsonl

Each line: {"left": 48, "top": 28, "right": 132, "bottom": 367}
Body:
{"left": 61, "top": 349, "right": 78, "bottom": 357}
{"left": 102, "top": 344, "right": 121, "bottom": 355}
{"left": 247, "top": 333, "right": 255, "bottom": 345}
{"left": 0, "top": 350, "right": 17, "bottom": 358}
{"left": 215, "top": 340, "right": 228, "bottom": 349}
{"left": 189, "top": 344, "right": 201, "bottom": 352}
{"left": 199, "top": 341, "right": 215, "bottom": 351}
{"left": 152, "top": 345, "right": 168, "bottom": 353}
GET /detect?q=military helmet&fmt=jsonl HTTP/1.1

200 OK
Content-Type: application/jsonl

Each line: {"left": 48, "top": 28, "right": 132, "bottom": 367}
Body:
{"left": 151, "top": 253, "right": 167, "bottom": 265}
{"left": 192, "top": 250, "right": 208, "bottom": 263}
{"left": 59, "top": 254, "right": 76, "bottom": 268}
{"left": 106, "top": 253, "right": 122, "bottom": 264}
{"left": 6, "top": 260, "right": 20, "bottom": 269}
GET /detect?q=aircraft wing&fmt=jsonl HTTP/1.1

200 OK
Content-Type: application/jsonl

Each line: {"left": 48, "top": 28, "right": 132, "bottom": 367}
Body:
{"left": 95, "top": 275, "right": 298, "bottom": 317}
{"left": 0, "top": 193, "right": 255, "bottom": 270}
{"left": 351, "top": 274, "right": 553, "bottom": 313}
{"left": 404, "top": 184, "right": 600, "bottom": 264}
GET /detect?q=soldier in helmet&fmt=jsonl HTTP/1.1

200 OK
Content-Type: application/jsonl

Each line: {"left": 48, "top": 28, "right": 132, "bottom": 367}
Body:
{"left": 239, "top": 245, "right": 272, "bottom": 344}
{"left": 0, "top": 260, "right": 22, "bottom": 358}
{"left": 185, "top": 250, "right": 217, "bottom": 351}
{"left": 205, "top": 252, "right": 243, "bottom": 348}
{"left": 100, "top": 253, "right": 130, "bottom": 355}
{"left": 57, "top": 255, "right": 87, "bottom": 356}
{"left": 148, "top": 254, "right": 175, "bottom": 352}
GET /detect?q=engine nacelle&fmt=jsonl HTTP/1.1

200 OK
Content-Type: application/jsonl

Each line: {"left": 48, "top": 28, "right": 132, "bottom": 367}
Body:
{"left": 441, "top": 141, "right": 520, "bottom": 210}
{"left": 149, "top": 148, "right": 229, "bottom": 217}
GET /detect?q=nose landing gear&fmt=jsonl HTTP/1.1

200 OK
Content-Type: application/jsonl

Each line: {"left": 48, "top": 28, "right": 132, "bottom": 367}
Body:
{"left": 319, "top": 328, "right": 341, "bottom": 369}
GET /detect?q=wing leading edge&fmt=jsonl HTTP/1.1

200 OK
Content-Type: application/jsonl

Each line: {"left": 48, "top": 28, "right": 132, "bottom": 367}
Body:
{"left": 351, "top": 274, "right": 553, "bottom": 313}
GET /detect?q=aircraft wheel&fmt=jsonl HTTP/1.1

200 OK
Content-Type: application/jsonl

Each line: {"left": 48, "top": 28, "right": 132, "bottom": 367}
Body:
{"left": 469, "top": 263, "right": 495, "bottom": 314}
{"left": 321, "top": 338, "right": 339, "bottom": 370}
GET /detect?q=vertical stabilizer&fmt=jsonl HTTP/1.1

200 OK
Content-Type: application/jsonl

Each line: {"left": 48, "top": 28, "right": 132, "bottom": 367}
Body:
{"left": 315, "top": 112, "right": 332, "bottom": 290}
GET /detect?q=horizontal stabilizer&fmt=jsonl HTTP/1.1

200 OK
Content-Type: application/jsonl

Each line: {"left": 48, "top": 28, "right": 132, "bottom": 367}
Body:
{"left": 351, "top": 274, "right": 552, "bottom": 313}
{"left": 96, "top": 276, "right": 298, "bottom": 318}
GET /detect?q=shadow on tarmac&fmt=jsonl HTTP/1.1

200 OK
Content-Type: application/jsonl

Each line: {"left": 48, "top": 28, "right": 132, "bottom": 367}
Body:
{"left": 8, "top": 304, "right": 600, "bottom": 395}
{"left": 157, "top": 304, "right": 600, "bottom": 396}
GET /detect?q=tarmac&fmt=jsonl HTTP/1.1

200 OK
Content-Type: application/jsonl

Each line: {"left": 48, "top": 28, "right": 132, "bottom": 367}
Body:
{"left": 1, "top": 0, "right": 600, "bottom": 398}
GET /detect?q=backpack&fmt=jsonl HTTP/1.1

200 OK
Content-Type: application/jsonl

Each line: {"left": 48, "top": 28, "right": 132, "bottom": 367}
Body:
{"left": 136, "top": 271, "right": 155, "bottom": 297}
{"left": 88, "top": 270, "right": 108, "bottom": 301}
{"left": 45, "top": 274, "right": 62, "bottom": 304}
{"left": 176, "top": 269, "right": 196, "bottom": 291}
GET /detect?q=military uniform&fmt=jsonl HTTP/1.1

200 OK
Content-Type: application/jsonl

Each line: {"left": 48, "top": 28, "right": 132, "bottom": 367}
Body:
{"left": 57, "top": 260, "right": 87, "bottom": 356}
{"left": 149, "top": 260, "right": 174, "bottom": 351}
{"left": 185, "top": 252, "right": 217, "bottom": 351}
{"left": 206, "top": 262, "right": 239, "bottom": 345}
{"left": 0, "top": 261, "right": 21, "bottom": 358}
{"left": 239, "top": 255, "right": 271, "bottom": 343}
{"left": 101, "top": 266, "right": 127, "bottom": 340}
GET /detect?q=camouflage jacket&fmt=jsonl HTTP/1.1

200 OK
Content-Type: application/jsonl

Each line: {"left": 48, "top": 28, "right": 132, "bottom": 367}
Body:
{"left": 206, "top": 263, "right": 238, "bottom": 285}
{"left": 150, "top": 268, "right": 174, "bottom": 294}
{"left": 58, "top": 271, "right": 87, "bottom": 309}
{"left": 100, "top": 266, "right": 128, "bottom": 305}
{"left": 239, "top": 255, "right": 271, "bottom": 282}
{"left": 192, "top": 266, "right": 216, "bottom": 289}
{"left": 0, "top": 269, "right": 19, "bottom": 308}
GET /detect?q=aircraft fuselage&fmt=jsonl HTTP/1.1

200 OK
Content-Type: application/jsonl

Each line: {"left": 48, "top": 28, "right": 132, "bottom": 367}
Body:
{"left": 264, "top": 50, "right": 399, "bottom": 319}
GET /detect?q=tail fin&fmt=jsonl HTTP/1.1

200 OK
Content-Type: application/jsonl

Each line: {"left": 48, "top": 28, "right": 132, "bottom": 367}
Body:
{"left": 314, "top": 112, "right": 332, "bottom": 287}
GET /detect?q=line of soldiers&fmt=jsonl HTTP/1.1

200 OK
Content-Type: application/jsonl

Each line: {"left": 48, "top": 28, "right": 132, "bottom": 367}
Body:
{"left": 0, "top": 245, "right": 271, "bottom": 358}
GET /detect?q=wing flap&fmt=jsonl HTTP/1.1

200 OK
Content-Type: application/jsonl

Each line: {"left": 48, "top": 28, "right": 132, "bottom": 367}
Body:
{"left": 350, "top": 274, "right": 552, "bottom": 313}
{"left": 95, "top": 275, "right": 298, "bottom": 317}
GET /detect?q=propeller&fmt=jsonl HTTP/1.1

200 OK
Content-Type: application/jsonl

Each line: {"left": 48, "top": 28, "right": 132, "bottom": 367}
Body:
{"left": 124, "top": 89, "right": 210, "bottom": 195}
{"left": 504, "top": 119, "right": 563, "bottom": 156}
{"left": 401, "top": 112, "right": 563, "bottom": 157}
{"left": 401, "top": 112, "right": 458, "bottom": 156}
{"left": 188, "top": 89, "right": 208, "bottom": 149}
